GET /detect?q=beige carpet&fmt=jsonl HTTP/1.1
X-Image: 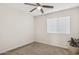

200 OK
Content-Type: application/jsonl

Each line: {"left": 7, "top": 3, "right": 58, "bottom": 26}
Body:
{"left": 1, "top": 42, "right": 73, "bottom": 55}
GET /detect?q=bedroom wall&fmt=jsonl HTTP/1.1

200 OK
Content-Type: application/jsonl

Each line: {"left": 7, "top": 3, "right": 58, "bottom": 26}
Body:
{"left": 0, "top": 6, "right": 34, "bottom": 53}
{"left": 35, "top": 7, "right": 79, "bottom": 48}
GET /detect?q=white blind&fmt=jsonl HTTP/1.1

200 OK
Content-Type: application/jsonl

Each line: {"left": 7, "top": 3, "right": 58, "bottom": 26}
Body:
{"left": 47, "top": 16, "right": 70, "bottom": 34}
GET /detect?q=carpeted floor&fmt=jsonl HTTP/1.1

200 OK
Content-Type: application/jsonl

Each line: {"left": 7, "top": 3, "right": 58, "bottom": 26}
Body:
{"left": 1, "top": 42, "right": 73, "bottom": 55}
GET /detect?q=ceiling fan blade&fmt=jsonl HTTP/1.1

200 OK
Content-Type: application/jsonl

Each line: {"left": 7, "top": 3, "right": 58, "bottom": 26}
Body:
{"left": 40, "top": 8, "right": 44, "bottom": 13}
{"left": 24, "top": 3, "right": 37, "bottom": 6}
{"left": 36, "top": 3, "right": 41, "bottom": 6}
{"left": 30, "top": 7, "right": 37, "bottom": 12}
{"left": 42, "top": 5, "right": 54, "bottom": 8}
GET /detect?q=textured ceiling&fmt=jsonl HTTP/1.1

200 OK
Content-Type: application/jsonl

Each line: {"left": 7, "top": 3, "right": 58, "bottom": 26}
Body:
{"left": 0, "top": 3, "right": 79, "bottom": 16}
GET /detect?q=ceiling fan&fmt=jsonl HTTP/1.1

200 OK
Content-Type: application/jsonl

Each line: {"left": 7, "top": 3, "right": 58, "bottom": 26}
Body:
{"left": 24, "top": 3, "right": 54, "bottom": 13}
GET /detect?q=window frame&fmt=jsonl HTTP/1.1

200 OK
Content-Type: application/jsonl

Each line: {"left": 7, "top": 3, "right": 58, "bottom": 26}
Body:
{"left": 47, "top": 16, "right": 70, "bottom": 34}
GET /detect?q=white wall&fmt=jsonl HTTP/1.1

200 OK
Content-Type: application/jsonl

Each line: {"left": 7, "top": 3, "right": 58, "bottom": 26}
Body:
{"left": 35, "top": 7, "right": 79, "bottom": 48}
{"left": 0, "top": 6, "right": 34, "bottom": 53}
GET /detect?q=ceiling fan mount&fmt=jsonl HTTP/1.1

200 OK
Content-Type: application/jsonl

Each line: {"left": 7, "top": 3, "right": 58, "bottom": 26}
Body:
{"left": 24, "top": 3, "right": 54, "bottom": 13}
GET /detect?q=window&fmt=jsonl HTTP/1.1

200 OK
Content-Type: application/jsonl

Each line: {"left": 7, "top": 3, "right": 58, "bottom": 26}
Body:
{"left": 47, "top": 16, "right": 70, "bottom": 34}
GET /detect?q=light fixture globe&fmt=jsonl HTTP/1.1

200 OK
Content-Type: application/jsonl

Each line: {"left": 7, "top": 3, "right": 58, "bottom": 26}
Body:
{"left": 37, "top": 6, "right": 42, "bottom": 10}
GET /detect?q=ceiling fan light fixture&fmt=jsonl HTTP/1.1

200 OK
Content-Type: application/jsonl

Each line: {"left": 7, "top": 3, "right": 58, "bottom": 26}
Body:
{"left": 24, "top": 3, "right": 54, "bottom": 13}
{"left": 37, "top": 6, "right": 42, "bottom": 10}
